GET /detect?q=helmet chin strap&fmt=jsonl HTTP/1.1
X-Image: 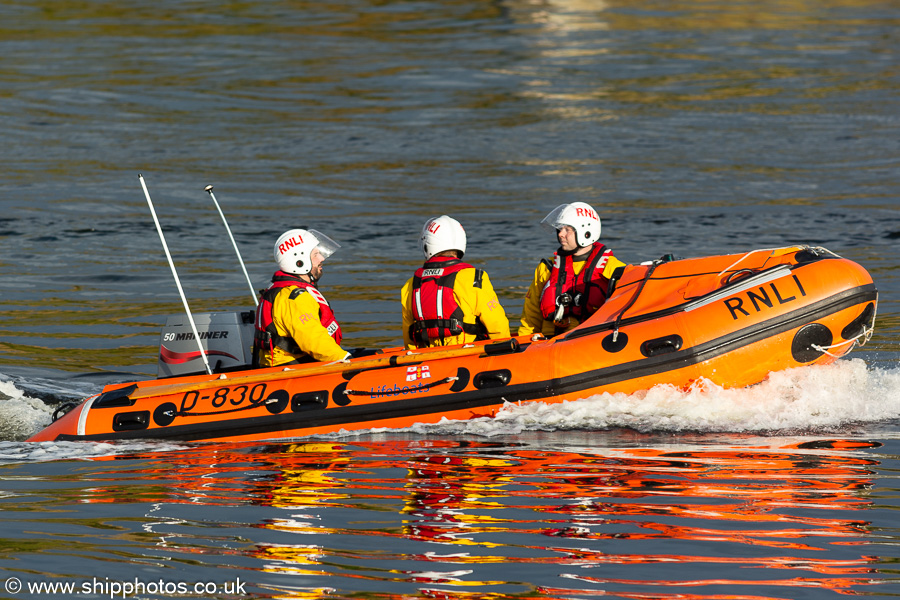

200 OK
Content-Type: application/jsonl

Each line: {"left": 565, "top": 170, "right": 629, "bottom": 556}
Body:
{"left": 306, "top": 267, "right": 323, "bottom": 285}
{"left": 292, "top": 271, "right": 316, "bottom": 285}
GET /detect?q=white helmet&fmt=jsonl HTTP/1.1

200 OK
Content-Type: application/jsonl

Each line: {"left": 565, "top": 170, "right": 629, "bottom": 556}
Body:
{"left": 274, "top": 229, "right": 340, "bottom": 275}
{"left": 420, "top": 215, "right": 467, "bottom": 260}
{"left": 540, "top": 202, "right": 601, "bottom": 247}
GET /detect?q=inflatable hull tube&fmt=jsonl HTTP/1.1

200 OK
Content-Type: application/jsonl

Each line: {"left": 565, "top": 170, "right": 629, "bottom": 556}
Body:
{"left": 28, "top": 246, "right": 877, "bottom": 443}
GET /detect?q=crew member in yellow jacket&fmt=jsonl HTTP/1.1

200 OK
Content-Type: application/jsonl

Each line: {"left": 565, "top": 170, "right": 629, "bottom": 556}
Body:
{"left": 519, "top": 202, "right": 627, "bottom": 338}
{"left": 253, "top": 228, "right": 350, "bottom": 367}
{"left": 401, "top": 215, "right": 510, "bottom": 349}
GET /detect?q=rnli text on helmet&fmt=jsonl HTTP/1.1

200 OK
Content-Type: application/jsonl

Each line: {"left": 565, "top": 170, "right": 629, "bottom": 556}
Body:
{"left": 278, "top": 234, "right": 303, "bottom": 256}
{"left": 576, "top": 207, "right": 599, "bottom": 221}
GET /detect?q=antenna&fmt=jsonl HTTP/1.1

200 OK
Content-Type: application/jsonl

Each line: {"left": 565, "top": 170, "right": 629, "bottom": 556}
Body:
{"left": 139, "top": 174, "right": 213, "bottom": 376}
{"left": 204, "top": 184, "right": 258, "bottom": 306}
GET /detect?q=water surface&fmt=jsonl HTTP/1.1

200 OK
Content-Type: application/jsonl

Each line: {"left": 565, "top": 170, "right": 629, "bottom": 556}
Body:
{"left": 1, "top": 0, "right": 899, "bottom": 598}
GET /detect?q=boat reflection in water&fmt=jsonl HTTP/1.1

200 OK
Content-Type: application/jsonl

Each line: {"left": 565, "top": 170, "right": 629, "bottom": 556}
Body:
{"left": 76, "top": 436, "right": 887, "bottom": 598}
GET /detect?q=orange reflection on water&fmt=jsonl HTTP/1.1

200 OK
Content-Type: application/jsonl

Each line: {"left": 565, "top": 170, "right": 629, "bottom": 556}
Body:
{"left": 64, "top": 437, "right": 886, "bottom": 597}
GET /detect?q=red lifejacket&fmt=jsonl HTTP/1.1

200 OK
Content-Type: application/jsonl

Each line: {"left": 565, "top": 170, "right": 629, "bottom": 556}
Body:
{"left": 409, "top": 256, "right": 486, "bottom": 347}
{"left": 253, "top": 271, "right": 342, "bottom": 362}
{"left": 539, "top": 243, "right": 614, "bottom": 323}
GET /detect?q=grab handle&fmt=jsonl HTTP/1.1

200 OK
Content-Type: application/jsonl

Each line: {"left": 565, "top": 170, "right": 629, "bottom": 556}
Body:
{"left": 640, "top": 335, "right": 683, "bottom": 358}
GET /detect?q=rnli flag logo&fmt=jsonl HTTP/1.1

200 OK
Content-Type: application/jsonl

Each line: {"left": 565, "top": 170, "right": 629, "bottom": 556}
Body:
{"left": 406, "top": 365, "right": 432, "bottom": 381}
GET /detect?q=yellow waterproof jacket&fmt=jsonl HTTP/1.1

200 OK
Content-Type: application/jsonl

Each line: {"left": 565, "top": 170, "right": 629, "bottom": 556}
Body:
{"left": 401, "top": 267, "right": 510, "bottom": 349}
{"left": 518, "top": 251, "right": 627, "bottom": 337}
{"left": 260, "top": 286, "right": 349, "bottom": 367}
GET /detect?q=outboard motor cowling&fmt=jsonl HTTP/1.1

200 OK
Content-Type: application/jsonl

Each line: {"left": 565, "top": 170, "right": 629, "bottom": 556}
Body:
{"left": 158, "top": 311, "right": 255, "bottom": 377}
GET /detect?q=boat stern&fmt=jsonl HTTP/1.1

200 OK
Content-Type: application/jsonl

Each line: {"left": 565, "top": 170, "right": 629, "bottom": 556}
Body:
{"left": 26, "top": 398, "right": 91, "bottom": 442}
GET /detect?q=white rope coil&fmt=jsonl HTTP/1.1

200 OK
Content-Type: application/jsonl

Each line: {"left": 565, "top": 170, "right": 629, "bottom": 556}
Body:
{"left": 811, "top": 324, "right": 874, "bottom": 358}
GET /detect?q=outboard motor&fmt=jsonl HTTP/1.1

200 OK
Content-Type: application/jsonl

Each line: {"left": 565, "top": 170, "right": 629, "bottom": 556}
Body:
{"left": 157, "top": 311, "right": 255, "bottom": 377}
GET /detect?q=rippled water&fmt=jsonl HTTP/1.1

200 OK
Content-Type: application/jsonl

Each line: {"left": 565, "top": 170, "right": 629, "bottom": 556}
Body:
{"left": 5, "top": 423, "right": 900, "bottom": 598}
{"left": 1, "top": 0, "right": 899, "bottom": 598}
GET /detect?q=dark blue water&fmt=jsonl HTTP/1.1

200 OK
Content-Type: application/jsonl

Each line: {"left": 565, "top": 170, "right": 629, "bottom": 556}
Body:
{"left": 1, "top": 1, "right": 899, "bottom": 598}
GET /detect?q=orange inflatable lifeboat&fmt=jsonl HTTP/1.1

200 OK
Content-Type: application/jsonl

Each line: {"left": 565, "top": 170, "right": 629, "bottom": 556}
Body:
{"left": 27, "top": 246, "right": 877, "bottom": 443}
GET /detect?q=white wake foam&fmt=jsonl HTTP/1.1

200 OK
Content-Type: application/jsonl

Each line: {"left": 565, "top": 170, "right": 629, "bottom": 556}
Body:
{"left": 0, "top": 378, "right": 188, "bottom": 461}
{"left": 0, "top": 378, "right": 55, "bottom": 442}
{"left": 406, "top": 358, "right": 900, "bottom": 436}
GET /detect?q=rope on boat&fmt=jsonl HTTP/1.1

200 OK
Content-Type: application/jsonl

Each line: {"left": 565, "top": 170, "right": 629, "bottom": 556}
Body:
{"left": 716, "top": 247, "right": 786, "bottom": 277}
{"left": 811, "top": 323, "right": 875, "bottom": 358}
{"left": 715, "top": 245, "right": 839, "bottom": 277}
{"left": 343, "top": 376, "right": 459, "bottom": 397}
{"left": 165, "top": 375, "right": 459, "bottom": 417}
{"left": 611, "top": 261, "right": 659, "bottom": 343}
{"left": 285, "top": 356, "right": 350, "bottom": 370}
{"left": 170, "top": 396, "right": 284, "bottom": 418}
